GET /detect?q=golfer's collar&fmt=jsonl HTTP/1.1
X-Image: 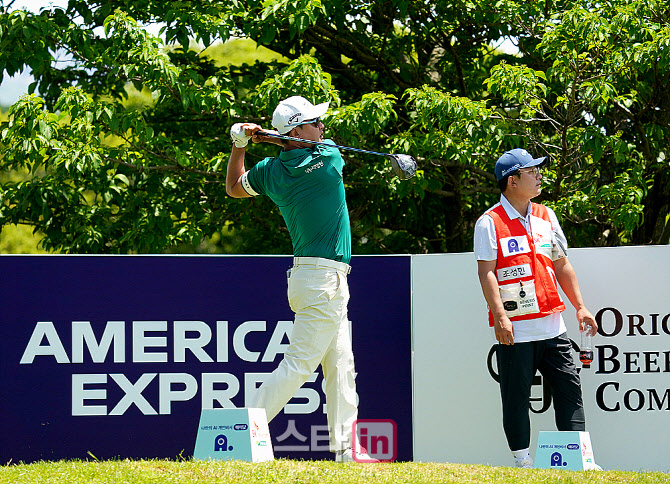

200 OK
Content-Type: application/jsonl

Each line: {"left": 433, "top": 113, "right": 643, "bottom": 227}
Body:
{"left": 500, "top": 194, "right": 531, "bottom": 221}
{"left": 279, "top": 146, "right": 311, "bottom": 160}
{"left": 278, "top": 138, "right": 334, "bottom": 160}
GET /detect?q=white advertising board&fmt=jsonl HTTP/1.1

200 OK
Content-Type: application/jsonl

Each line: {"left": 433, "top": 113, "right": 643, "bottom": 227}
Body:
{"left": 412, "top": 246, "right": 670, "bottom": 472}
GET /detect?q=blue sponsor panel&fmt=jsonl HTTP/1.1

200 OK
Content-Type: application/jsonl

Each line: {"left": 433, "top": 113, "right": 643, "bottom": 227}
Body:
{"left": 535, "top": 431, "right": 597, "bottom": 470}
{"left": 193, "top": 408, "right": 273, "bottom": 462}
{"left": 0, "top": 255, "right": 411, "bottom": 463}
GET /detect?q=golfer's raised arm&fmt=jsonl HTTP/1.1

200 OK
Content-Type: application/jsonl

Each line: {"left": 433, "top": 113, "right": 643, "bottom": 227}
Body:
{"left": 226, "top": 123, "right": 255, "bottom": 198}
{"left": 226, "top": 145, "right": 250, "bottom": 198}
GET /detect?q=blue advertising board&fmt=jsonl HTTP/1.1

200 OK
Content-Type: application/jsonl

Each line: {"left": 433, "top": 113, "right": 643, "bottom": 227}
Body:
{"left": 0, "top": 255, "right": 411, "bottom": 463}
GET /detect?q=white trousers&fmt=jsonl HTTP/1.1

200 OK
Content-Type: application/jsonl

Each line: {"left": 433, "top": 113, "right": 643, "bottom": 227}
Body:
{"left": 251, "top": 260, "right": 358, "bottom": 452}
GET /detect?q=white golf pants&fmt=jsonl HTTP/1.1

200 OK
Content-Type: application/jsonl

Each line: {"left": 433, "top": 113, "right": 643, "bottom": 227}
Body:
{"left": 251, "top": 258, "right": 358, "bottom": 452}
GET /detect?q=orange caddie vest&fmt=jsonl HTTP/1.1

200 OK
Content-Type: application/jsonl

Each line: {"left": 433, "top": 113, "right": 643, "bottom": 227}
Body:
{"left": 486, "top": 202, "right": 566, "bottom": 326}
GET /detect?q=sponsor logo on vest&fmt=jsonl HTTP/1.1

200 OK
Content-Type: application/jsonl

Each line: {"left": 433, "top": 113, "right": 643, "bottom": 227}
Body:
{"left": 518, "top": 295, "right": 538, "bottom": 311}
{"left": 503, "top": 301, "right": 518, "bottom": 311}
{"left": 500, "top": 236, "right": 529, "bottom": 257}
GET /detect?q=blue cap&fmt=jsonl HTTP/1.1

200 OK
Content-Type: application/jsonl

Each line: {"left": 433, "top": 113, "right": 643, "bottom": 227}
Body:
{"left": 494, "top": 148, "right": 547, "bottom": 180}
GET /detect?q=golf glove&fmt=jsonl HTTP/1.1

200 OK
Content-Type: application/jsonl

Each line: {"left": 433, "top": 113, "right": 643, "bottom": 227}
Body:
{"left": 230, "top": 123, "right": 251, "bottom": 148}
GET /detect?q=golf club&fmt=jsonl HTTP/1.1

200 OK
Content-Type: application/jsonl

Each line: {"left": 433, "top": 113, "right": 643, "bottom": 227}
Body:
{"left": 256, "top": 131, "right": 417, "bottom": 180}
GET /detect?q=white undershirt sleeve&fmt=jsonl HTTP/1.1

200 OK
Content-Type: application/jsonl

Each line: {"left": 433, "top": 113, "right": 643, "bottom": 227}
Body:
{"left": 240, "top": 171, "right": 259, "bottom": 197}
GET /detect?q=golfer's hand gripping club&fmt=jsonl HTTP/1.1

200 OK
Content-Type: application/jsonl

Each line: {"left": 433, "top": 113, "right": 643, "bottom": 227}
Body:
{"left": 230, "top": 123, "right": 252, "bottom": 148}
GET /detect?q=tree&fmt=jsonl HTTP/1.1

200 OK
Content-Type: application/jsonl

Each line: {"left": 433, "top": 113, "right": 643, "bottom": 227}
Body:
{"left": 0, "top": 0, "right": 668, "bottom": 254}
{"left": 486, "top": 1, "right": 670, "bottom": 247}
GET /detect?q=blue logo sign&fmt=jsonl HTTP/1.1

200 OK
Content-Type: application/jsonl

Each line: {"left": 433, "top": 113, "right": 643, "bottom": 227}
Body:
{"left": 551, "top": 452, "right": 567, "bottom": 467}
{"left": 215, "top": 434, "right": 233, "bottom": 452}
{"left": 234, "top": 424, "right": 248, "bottom": 431}
{"left": 0, "top": 255, "right": 413, "bottom": 463}
{"left": 508, "top": 239, "right": 520, "bottom": 253}
{"left": 567, "top": 443, "right": 579, "bottom": 450}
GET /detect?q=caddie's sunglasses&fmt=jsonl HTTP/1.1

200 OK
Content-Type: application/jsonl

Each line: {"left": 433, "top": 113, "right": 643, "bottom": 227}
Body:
{"left": 517, "top": 166, "right": 542, "bottom": 177}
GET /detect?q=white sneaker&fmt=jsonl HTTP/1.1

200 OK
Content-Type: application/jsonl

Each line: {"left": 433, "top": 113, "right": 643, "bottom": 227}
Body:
{"left": 335, "top": 448, "right": 382, "bottom": 463}
{"left": 514, "top": 456, "right": 533, "bottom": 468}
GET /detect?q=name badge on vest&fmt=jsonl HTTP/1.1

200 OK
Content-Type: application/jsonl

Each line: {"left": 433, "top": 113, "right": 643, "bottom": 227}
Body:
{"left": 500, "top": 236, "right": 530, "bottom": 258}
{"left": 497, "top": 263, "right": 532, "bottom": 282}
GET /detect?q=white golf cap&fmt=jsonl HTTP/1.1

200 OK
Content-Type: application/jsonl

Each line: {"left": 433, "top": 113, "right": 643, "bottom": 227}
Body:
{"left": 271, "top": 96, "right": 330, "bottom": 134}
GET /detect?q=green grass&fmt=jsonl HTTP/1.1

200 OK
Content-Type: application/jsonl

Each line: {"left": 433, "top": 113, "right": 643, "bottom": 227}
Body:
{"left": 0, "top": 459, "right": 667, "bottom": 484}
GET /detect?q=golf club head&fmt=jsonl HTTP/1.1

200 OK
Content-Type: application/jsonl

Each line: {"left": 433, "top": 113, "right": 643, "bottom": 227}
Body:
{"left": 387, "top": 154, "right": 417, "bottom": 180}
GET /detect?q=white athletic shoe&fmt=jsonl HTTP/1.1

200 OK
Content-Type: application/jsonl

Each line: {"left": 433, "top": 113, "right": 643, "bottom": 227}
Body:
{"left": 335, "top": 448, "right": 382, "bottom": 463}
{"left": 514, "top": 456, "right": 533, "bottom": 468}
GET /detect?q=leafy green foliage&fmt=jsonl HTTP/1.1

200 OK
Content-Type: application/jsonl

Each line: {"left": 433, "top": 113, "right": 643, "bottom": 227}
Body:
{"left": 0, "top": 0, "right": 668, "bottom": 254}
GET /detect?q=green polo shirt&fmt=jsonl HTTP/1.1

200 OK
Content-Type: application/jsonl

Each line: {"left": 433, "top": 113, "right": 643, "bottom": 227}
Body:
{"left": 246, "top": 140, "right": 351, "bottom": 264}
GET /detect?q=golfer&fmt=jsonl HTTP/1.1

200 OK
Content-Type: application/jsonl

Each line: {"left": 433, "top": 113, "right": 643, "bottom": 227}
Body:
{"left": 474, "top": 148, "right": 598, "bottom": 468}
{"left": 226, "top": 95, "right": 374, "bottom": 463}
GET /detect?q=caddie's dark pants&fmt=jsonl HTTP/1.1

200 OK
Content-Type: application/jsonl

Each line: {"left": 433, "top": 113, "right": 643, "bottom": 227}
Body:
{"left": 496, "top": 332, "right": 585, "bottom": 451}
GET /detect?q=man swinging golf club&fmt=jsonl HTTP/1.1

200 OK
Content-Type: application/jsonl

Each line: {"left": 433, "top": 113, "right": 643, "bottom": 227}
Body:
{"left": 226, "top": 95, "right": 377, "bottom": 462}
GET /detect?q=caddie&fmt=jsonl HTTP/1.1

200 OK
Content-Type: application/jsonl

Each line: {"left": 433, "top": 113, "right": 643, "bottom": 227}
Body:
{"left": 225, "top": 95, "right": 376, "bottom": 463}
{"left": 473, "top": 148, "right": 599, "bottom": 468}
